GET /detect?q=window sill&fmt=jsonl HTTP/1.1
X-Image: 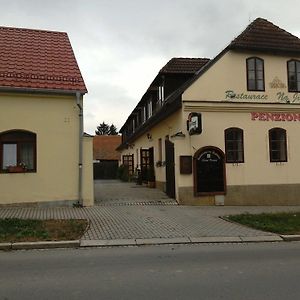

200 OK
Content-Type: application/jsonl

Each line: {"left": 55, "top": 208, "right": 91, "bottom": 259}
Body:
{"left": 1, "top": 167, "right": 36, "bottom": 174}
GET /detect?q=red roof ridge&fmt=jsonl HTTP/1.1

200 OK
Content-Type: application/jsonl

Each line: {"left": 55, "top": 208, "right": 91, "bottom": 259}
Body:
{"left": 0, "top": 25, "right": 67, "bottom": 35}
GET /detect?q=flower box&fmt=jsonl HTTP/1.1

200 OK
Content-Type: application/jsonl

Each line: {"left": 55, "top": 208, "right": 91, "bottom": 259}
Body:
{"left": 7, "top": 166, "right": 26, "bottom": 173}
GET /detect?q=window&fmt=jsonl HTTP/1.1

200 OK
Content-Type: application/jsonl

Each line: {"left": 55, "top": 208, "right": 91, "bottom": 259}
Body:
{"left": 158, "top": 138, "right": 162, "bottom": 162}
{"left": 287, "top": 60, "right": 300, "bottom": 92}
{"left": 0, "top": 130, "right": 36, "bottom": 172}
{"left": 269, "top": 128, "right": 287, "bottom": 162}
{"left": 158, "top": 85, "right": 164, "bottom": 107}
{"left": 225, "top": 128, "right": 244, "bottom": 163}
{"left": 246, "top": 57, "right": 265, "bottom": 91}
{"left": 122, "top": 154, "right": 134, "bottom": 176}
{"left": 148, "top": 100, "right": 153, "bottom": 118}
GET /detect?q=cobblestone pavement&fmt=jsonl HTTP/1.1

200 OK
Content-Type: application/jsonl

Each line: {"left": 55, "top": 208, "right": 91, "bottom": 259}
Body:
{"left": 94, "top": 180, "right": 175, "bottom": 205}
{"left": 1, "top": 179, "right": 300, "bottom": 241}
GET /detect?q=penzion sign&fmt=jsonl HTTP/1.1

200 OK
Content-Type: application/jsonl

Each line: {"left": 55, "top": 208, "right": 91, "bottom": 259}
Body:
{"left": 251, "top": 112, "right": 300, "bottom": 122}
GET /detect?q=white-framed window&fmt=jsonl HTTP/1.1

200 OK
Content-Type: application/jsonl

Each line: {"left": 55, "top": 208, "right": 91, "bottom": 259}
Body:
{"left": 158, "top": 85, "right": 164, "bottom": 107}
{"left": 148, "top": 100, "right": 153, "bottom": 118}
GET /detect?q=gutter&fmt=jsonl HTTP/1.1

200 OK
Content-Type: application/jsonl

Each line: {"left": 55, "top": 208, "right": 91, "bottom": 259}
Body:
{"left": 76, "top": 91, "right": 83, "bottom": 206}
{"left": 0, "top": 86, "right": 87, "bottom": 96}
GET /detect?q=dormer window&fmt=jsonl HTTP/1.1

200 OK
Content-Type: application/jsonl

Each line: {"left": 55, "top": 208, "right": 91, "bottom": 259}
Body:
{"left": 158, "top": 85, "right": 164, "bottom": 107}
{"left": 287, "top": 60, "right": 300, "bottom": 92}
{"left": 246, "top": 57, "right": 265, "bottom": 91}
{"left": 148, "top": 100, "right": 153, "bottom": 118}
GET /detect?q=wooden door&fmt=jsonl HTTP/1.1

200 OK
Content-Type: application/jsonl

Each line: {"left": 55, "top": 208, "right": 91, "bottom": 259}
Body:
{"left": 165, "top": 139, "right": 175, "bottom": 198}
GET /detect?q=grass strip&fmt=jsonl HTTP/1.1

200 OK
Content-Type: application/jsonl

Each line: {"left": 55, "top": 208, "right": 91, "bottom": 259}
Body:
{"left": 0, "top": 218, "right": 88, "bottom": 243}
{"left": 227, "top": 212, "right": 300, "bottom": 234}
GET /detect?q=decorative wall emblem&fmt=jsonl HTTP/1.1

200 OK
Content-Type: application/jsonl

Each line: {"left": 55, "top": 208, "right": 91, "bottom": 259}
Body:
{"left": 269, "top": 77, "right": 286, "bottom": 89}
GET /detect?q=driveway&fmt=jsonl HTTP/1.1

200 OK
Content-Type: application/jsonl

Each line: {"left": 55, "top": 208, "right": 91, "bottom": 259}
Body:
{"left": 94, "top": 180, "right": 176, "bottom": 205}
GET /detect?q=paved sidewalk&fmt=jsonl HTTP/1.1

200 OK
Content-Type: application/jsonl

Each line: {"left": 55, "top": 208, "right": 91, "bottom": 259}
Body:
{"left": 1, "top": 205, "right": 299, "bottom": 243}
{"left": 1, "top": 180, "right": 300, "bottom": 246}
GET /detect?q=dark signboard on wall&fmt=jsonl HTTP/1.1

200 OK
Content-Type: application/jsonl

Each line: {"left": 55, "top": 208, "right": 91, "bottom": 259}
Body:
{"left": 180, "top": 156, "right": 192, "bottom": 174}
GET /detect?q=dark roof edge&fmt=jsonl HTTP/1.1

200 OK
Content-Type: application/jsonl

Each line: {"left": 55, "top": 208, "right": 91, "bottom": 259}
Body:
{"left": 117, "top": 97, "right": 182, "bottom": 151}
{"left": 158, "top": 48, "right": 229, "bottom": 107}
{"left": 119, "top": 57, "right": 210, "bottom": 133}
{"left": 227, "top": 44, "right": 300, "bottom": 55}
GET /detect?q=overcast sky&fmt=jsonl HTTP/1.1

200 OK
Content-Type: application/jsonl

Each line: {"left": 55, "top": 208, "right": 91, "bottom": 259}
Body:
{"left": 1, "top": 0, "right": 300, "bottom": 134}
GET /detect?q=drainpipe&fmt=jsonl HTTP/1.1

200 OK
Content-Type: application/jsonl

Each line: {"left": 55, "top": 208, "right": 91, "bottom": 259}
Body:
{"left": 76, "top": 91, "right": 83, "bottom": 206}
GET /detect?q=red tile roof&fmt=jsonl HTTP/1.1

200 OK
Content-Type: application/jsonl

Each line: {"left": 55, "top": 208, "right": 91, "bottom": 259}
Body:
{"left": 0, "top": 26, "right": 87, "bottom": 93}
{"left": 160, "top": 58, "right": 210, "bottom": 74}
{"left": 229, "top": 18, "right": 300, "bottom": 54}
{"left": 93, "top": 135, "right": 122, "bottom": 161}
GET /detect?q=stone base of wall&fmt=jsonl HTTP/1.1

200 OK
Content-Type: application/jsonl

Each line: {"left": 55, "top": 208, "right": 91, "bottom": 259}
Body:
{"left": 156, "top": 181, "right": 166, "bottom": 193}
{"left": 178, "top": 187, "right": 215, "bottom": 205}
{"left": 178, "top": 184, "right": 300, "bottom": 206}
{"left": 0, "top": 199, "right": 77, "bottom": 208}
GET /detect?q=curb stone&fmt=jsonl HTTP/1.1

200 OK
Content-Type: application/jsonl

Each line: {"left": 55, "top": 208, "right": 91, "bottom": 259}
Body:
{"left": 280, "top": 235, "right": 300, "bottom": 241}
{"left": 0, "top": 243, "right": 12, "bottom": 251}
{"left": 0, "top": 235, "right": 286, "bottom": 251}
{"left": 0, "top": 240, "right": 80, "bottom": 251}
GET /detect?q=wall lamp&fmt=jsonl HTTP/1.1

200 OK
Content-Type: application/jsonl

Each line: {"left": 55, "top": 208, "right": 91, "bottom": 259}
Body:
{"left": 171, "top": 131, "right": 186, "bottom": 138}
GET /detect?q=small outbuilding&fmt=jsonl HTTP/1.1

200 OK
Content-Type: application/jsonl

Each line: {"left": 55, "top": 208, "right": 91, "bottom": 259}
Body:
{"left": 93, "top": 135, "right": 121, "bottom": 179}
{"left": 0, "top": 26, "right": 94, "bottom": 206}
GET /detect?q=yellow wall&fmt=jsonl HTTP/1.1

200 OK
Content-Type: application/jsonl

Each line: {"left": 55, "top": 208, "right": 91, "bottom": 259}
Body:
{"left": 121, "top": 110, "right": 182, "bottom": 187}
{"left": 121, "top": 50, "right": 300, "bottom": 204}
{"left": 183, "top": 51, "right": 300, "bottom": 103}
{"left": 180, "top": 50, "right": 300, "bottom": 188}
{"left": 0, "top": 92, "right": 94, "bottom": 206}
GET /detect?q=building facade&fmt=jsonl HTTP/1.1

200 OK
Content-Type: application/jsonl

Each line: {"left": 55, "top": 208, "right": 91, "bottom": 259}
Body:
{"left": 118, "top": 18, "right": 300, "bottom": 205}
{"left": 0, "top": 26, "right": 94, "bottom": 206}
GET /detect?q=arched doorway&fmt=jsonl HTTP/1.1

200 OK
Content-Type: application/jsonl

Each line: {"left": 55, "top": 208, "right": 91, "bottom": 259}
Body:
{"left": 194, "top": 146, "right": 226, "bottom": 195}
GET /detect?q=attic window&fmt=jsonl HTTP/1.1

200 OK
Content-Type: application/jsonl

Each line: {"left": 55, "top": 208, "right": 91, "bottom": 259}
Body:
{"left": 246, "top": 57, "right": 265, "bottom": 91}
{"left": 287, "top": 60, "right": 300, "bottom": 92}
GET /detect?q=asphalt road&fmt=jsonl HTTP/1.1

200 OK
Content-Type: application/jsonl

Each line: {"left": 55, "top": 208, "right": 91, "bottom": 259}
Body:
{"left": 1, "top": 242, "right": 300, "bottom": 300}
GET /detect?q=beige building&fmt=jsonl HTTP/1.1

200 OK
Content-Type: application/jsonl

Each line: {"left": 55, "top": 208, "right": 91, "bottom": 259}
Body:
{"left": 0, "top": 26, "right": 94, "bottom": 206}
{"left": 118, "top": 18, "right": 300, "bottom": 206}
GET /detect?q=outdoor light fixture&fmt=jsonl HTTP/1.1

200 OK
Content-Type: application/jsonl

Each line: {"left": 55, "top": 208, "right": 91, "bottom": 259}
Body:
{"left": 171, "top": 131, "right": 186, "bottom": 138}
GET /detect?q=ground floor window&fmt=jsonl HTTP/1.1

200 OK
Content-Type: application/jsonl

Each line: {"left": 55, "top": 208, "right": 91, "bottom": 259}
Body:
{"left": 225, "top": 127, "right": 244, "bottom": 163}
{"left": 0, "top": 130, "right": 36, "bottom": 172}
{"left": 269, "top": 128, "right": 287, "bottom": 162}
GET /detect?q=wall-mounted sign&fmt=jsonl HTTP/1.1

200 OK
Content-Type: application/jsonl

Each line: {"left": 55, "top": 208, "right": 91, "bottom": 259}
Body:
{"left": 187, "top": 112, "right": 202, "bottom": 135}
{"left": 225, "top": 90, "right": 268, "bottom": 101}
{"left": 251, "top": 112, "right": 300, "bottom": 122}
{"left": 225, "top": 90, "right": 300, "bottom": 104}
{"left": 277, "top": 92, "right": 300, "bottom": 103}
{"left": 180, "top": 156, "right": 192, "bottom": 174}
{"left": 269, "top": 77, "right": 286, "bottom": 89}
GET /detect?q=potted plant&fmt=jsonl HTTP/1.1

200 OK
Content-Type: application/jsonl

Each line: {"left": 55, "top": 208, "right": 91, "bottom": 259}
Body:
{"left": 147, "top": 166, "right": 155, "bottom": 188}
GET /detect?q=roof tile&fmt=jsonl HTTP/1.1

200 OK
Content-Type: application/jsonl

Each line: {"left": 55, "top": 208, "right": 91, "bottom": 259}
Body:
{"left": 0, "top": 26, "right": 87, "bottom": 92}
{"left": 93, "top": 135, "right": 122, "bottom": 160}
{"left": 229, "top": 18, "right": 300, "bottom": 53}
{"left": 160, "top": 57, "right": 210, "bottom": 74}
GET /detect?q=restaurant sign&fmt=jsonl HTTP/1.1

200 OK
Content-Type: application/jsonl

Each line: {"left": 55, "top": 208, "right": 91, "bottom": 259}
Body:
{"left": 225, "top": 90, "right": 300, "bottom": 104}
